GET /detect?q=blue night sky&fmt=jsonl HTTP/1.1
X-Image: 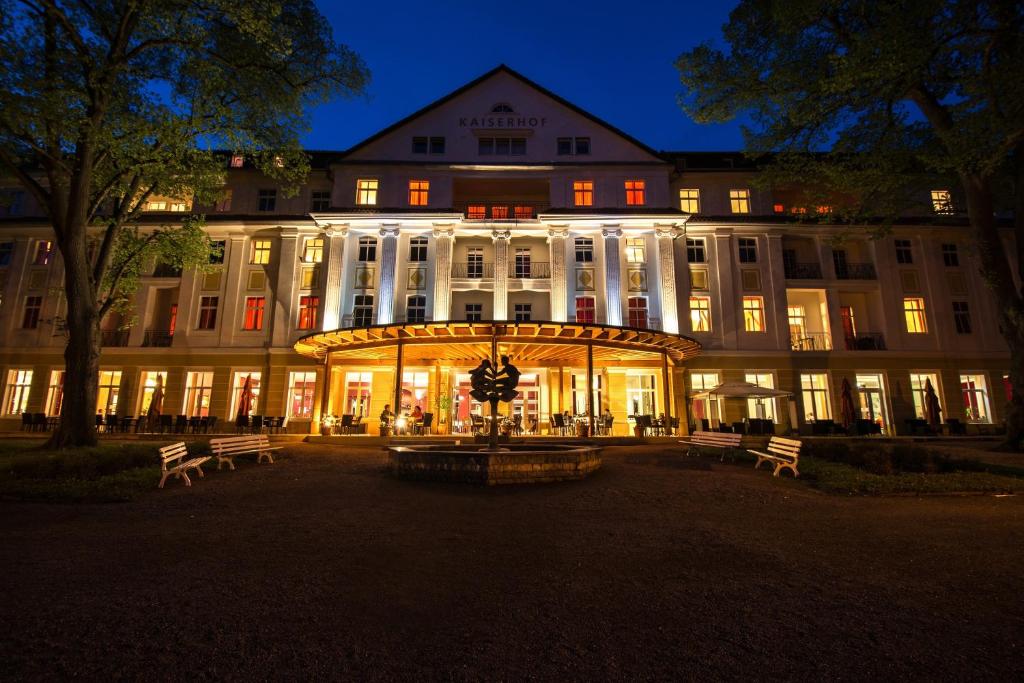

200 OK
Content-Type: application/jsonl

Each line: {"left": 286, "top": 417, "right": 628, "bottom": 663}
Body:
{"left": 305, "top": 0, "right": 744, "bottom": 153}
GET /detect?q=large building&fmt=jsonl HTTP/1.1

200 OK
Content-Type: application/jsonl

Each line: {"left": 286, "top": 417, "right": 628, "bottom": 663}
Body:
{"left": 0, "top": 66, "right": 1012, "bottom": 436}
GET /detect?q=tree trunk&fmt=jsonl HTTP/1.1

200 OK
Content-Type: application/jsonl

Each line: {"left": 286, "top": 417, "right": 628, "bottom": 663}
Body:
{"left": 46, "top": 231, "right": 101, "bottom": 449}
{"left": 960, "top": 173, "right": 1024, "bottom": 449}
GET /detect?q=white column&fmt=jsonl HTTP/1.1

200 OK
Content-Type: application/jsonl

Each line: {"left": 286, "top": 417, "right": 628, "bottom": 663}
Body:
{"left": 602, "top": 228, "right": 623, "bottom": 326}
{"left": 320, "top": 226, "right": 347, "bottom": 330}
{"left": 712, "top": 231, "right": 737, "bottom": 349}
{"left": 271, "top": 227, "right": 299, "bottom": 347}
{"left": 492, "top": 229, "right": 511, "bottom": 321}
{"left": 218, "top": 235, "right": 248, "bottom": 347}
{"left": 432, "top": 226, "right": 455, "bottom": 321}
{"left": 765, "top": 232, "right": 790, "bottom": 350}
{"left": 655, "top": 226, "right": 680, "bottom": 334}
{"left": 548, "top": 228, "right": 568, "bottom": 322}
{"left": 376, "top": 226, "right": 399, "bottom": 325}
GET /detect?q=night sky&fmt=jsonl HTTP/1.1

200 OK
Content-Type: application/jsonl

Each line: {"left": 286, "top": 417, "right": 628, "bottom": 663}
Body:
{"left": 305, "top": 0, "right": 744, "bottom": 153}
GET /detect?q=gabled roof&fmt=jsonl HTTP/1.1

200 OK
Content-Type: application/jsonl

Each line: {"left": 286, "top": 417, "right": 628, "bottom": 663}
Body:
{"left": 339, "top": 64, "right": 666, "bottom": 162}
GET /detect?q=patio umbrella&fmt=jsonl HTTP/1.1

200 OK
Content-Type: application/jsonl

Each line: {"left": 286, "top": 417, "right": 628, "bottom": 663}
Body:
{"left": 146, "top": 375, "right": 164, "bottom": 430}
{"left": 237, "top": 374, "right": 254, "bottom": 422}
{"left": 924, "top": 378, "right": 942, "bottom": 428}
{"left": 691, "top": 381, "right": 791, "bottom": 400}
{"left": 839, "top": 378, "right": 856, "bottom": 430}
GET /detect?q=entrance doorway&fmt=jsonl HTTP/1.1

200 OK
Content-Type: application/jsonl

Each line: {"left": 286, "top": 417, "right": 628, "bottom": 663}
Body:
{"left": 856, "top": 373, "right": 889, "bottom": 434}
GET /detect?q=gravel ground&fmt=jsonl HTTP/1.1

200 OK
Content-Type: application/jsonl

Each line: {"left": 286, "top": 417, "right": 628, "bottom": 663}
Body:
{"left": 1, "top": 443, "right": 1022, "bottom": 680}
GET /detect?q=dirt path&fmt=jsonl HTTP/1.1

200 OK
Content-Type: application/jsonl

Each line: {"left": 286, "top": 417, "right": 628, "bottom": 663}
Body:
{"left": 2, "top": 444, "right": 1022, "bottom": 680}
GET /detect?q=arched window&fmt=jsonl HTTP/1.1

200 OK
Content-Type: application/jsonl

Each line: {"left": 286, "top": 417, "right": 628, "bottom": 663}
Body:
{"left": 491, "top": 103, "right": 514, "bottom": 113}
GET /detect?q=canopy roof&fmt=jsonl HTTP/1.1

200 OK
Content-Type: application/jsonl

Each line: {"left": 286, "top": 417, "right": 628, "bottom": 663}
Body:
{"left": 294, "top": 321, "right": 701, "bottom": 365}
{"left": 691, "top": 381, "right": 792, "bottom": 400}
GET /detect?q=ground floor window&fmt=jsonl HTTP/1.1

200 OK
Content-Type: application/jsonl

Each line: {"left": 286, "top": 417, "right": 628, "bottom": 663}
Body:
{"left": 744, "top": 372, "right": 777, "bottom": 421}
{"left": 97, "top": 370, "right": 122, "bottom": 415}
{"left": 510, "top": 373, "right": 540, "bottom": 425}
{"left": 960, "top": 373, "right": 991, "bottom": 423}
{"left": 139, "top": 371, "right": 168, "bottom": 414}
{"left": 626, "top": 373, "right": 657, "bottom": 417}
{"left": 690, "top": 371, "right": 721, "bottom": 428}
{"left": 46, "top": 370, "right": 64, "bottom": 416}
{"left": 3, "top": 369, "right": 33, "bottom": 415}
{"left": 401, "top": 370, "right": 429, "bottom": 414}
{"left": 855, "top": 373, "right": 888, "bottom": 433}
{"left": 184, "top": 371, "right": 214, "bottom": 417}
{"left": 288, "top": 371, "right": 317, "bottom": 418}
{"left": 344, "top": 372, "right": 373, "bottom": 417}
{"left": 571, "top": 373, "right": 602, "bottom": 415}
{"left": 231, "top": 371, "right": 261, "bottom": 417}
{"left": 800, "top": 373, "right": 832, "bottom": 422}
{"left": 909, "top": 373, "right": 941, "bottom": 420}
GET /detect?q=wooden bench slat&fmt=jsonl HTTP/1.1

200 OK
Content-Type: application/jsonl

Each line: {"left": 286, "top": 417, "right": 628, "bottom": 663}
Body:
{"left": 750, "top": 436, "right": 802, "bottom": 477}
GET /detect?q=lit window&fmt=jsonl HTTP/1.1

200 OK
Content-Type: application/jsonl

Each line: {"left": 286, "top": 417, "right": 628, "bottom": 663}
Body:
{"left": 745, "top": 373, "right": 778, "bottom": 421}
{"left": 353, "top": 294, "right": 374, "bottom": 326}
{"left": 575, "top": 296, "right": 596, "bottom": 323}
{"left": 909, "top": 373, "right": 941, "bottom": 420}
{"left": 773, "top": 203, "right": 785, "bottom": 213}
{"left": 408, "top": 180, "right": 429, "bottom": 206}
{"left": 230, "top": 154, "right": 244, "bottom": 168}
{"left": 467, "top": 205, "right": 486, "bottom": 219}
{"left": 243, "top": 296, "right": 266, "bottom": 331}
{"left": 513, "top": 205, "right": 532, "bottom": 219}
{"left": 302, "top": 238, "right": 323, "bottom": 263}
{"left": 344, "top": 371, "right": 373, "bottom": 417}
{"left": 627, "top": 297, "right": 649, "bottom": 328}
{"left": 183, "top": 371, "right": 214, "bottom": 417}
{"left": 197, "top": 296, "right": 218, "bottom": 329}
{"left": 465, "top": 303, "right": 483, "bottom": 321}
{"left": 22, "top": 296, "right": 42, "bottom": 329}
{"left": 931, "top": 190, "right": 953, "bottom": 214}
{"left": 138, "top": 371, "right": 168, "bottom": 415}
{"left": 3, "top": 369, "right": 33, "bottom": 415}
{"left": 942, "top": 243, "right": 959, "bottom": 267}
{"left": 729, "top": 189, "right": 751, "bottom": 214}
{"left": 953, "top": 301, "right": 972, "bottom": 334}
{"left": 33, "top": 240, "right": 52, "bottom": 266}
{"left": 575, "top": 238, "right": 593, "bottom": 262}
{"left": 960, "top": 374, "right": 991, "bottom": 423}
{"left": 97, "top": 370, "right": 122, "bottom": 415}
{"left": 625, "top": 238, "right": 645, "bottom": 264}
{"left": 356, "top": 179, "right": 379, "bottom": 205}
{"left": 358, "top": 237, "right": 377, "bottom": 262}
{"left": 679, "top": 189, "right": 700, "bottom": 213}
{"left": 690, "top": 372, "right": 722, "bottom": 426}
{"left": 46, "top": 370, "right": 64, "bottom": 416}
{"left": 257, "top": 189, "right": 276, "bottom": 212}
{"left": 742, "top": 296, "right": 765, "bottom": 332}
{"left": 625, "top": 180, "right": 646, "bottom": 206}
{"left": 231, "top": 372, "right": 261, "bottom": 418}
{"left": 816, "top": 205, "right": 833, "bottom": 214}
{"left": 895, "top": 239, "right": 913, "bottom": 263}
{"left": 407, "top": 295, "right": 427, "bottom": 323}
{"left": 298, "top": 295, "right": 320, "bottom": 330}
{"left": 409, "top": 237, "right": 428, "bottom": 262}
{"left": 287, "top": 371, "right": 318, "bottom": 419}
{"left": 800, "top": 373, "right": 832, "bottom": 422}
{"left": 147, "top": 200, "right": 167, "bottom": 211}
{"left": 686, "top": 238, "right": 706, "bottom": 263}
{"left": 491, "top": 206, "right": 509, "bottom": 219}
{"left": 573, "top": 181, "right": 593, "bottom": 207}
{"left": 903, "top": 297, "right": 928, "bottom": 333}
{"left": 250, "top": 239, "right": 272, "bottom": 264}
{"left": 310, "top": 191, "right": 331, "bottom": 212}
{"left": 300, "top": 266, "right": 319, "bottom": 289}
{"left": 514, "top": 303, "right": 532, "bottom": 322}
{"left": 738, "top": 237, "right": 757, "bottom": 263}
{"left": 689, "top": 295, "right": 711, "bottom": 332}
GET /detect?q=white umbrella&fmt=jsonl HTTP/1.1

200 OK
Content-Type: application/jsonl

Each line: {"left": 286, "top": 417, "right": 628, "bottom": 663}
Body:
{"left": 691, "top": 381, "right": 791, "bottom": 400}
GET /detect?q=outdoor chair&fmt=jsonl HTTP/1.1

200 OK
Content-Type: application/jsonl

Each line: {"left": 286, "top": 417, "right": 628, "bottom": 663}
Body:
{"left": 188, "top": 416, "right": 202, "bottom": 433}
{"left": 351, "top": 415, "right": 363, "bottom": 434}
{"left": 470, "top": 414, "right": 486, "bottom": 435}
{"left": 95, "top": 414, "right": 105, "bottom": 432}
{"left": 551, "top": 413, "right": 565, "bottom": 435}
{"left": 526, "top": 417, "right": 539, "bottom": 434}
{"left": 945, "top": 418, "right": 967, "bottom": 436}
{"left": 670, "top": 416, "right": 680, "bottom": 435}
{"left": 207, "top": 416, "right": 219, "bottom": 433}
{"left": 235, "top": 415, "right": 249, "bottom": 434}
{"left": 250, "top": 415, "right": 264, "bottom": 434}
{"left": 106, "top": 413, "right": 120, "bottom": 433}
{"left": 174, "top": 415, "right": 188, "bottom": 433}
{"left": 32, "top": 413, "right": 48, "bottom": 431}
{"left": 602, "top": 415, "right": 614, "bottom": 436}
{"left": 159, "top": 414, "right": 173, "bottom": 433}
{"left": 511, "top": 414, "right": 522, "bottom": 436}
{"left": 420, "top": 412, "right": 434, "bottom": 435}
{"left": 339, "top": 414, "right": 353, "bottom": 434}
{"left": 21, "top": 413, "right": 32, "bottom": 431}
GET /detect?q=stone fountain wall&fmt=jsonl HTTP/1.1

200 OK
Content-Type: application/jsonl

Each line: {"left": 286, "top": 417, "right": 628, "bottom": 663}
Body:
{"left": 387, "top": 446, "right": 602, "bottom": 485}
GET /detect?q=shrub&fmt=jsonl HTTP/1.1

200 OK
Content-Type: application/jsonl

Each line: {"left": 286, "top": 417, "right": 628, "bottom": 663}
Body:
{"left": 0, "top": 442, "right": 161, "bottom": 481}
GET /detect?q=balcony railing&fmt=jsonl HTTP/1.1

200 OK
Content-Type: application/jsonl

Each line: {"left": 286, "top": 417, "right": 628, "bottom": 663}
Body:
{"left": 844, "top": 333, "right": 886, "bottom": 350}
{"left": 791, "top": 332, "right": 833, "bottom": 351}
{"left": 452, "top": 262, "right": 495, "bottom": 279}
{"left": 784, "top": 262, "right": 823, "bottom": 279}
{"left": 834, "top": 262, "right": 877, "bottom": 279}
{"left": 456, "top": 202, "right": 548, "bottom": 221}
{"left": 142, "top": 329, "right": 174, "bottom": 347}
{"left": 100, "top": 329, "right": 130, "bottom": 347}
{"left": 509, "top": 262, "right": 551, "bottom": 279}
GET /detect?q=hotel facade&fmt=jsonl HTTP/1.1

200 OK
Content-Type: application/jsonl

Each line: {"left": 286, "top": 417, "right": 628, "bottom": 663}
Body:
{"left": 0, "top": 66, "right": 1012, "bottom": 435}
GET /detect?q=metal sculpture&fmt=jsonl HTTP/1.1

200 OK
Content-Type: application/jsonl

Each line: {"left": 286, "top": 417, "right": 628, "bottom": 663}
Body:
{"left": 469, "top": 352, "right": 521, "bottom": 450}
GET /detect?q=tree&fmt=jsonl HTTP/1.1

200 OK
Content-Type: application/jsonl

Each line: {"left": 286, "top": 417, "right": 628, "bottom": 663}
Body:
{"left": 677, "top": 0, "right": 1024, "bottom": 445}
{"left": 0, "top": 0, "right": 369, "bottom": 447}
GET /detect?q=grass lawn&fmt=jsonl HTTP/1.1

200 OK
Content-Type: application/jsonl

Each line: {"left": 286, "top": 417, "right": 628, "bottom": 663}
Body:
{"left": 799, "top": 456, "right": 1024, "bottom": 495}
{"left": 0, "top": 440, "right": 183, "bottom": 503}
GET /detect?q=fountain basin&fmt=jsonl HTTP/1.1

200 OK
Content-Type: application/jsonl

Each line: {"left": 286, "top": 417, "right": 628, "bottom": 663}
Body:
{"left": 387, "top": 443, "right": 602, "bottom": 485}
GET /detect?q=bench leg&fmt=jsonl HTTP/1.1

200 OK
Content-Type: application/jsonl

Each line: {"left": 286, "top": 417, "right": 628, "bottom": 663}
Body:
{"left": 180, "top": 471, "right": 192, "bottom": 487}
{"left": 159, "top": 472, "right": 169, "bottom": 489}
{"left": 258, "top": 451, "right": 274, "bottom": 464}
{"left": 753, "top": 456, "right": 767, "bottom": 471}
{"left": 194, "top": 465, "right": 205, "bottom": 478}
{"left": 217, "top": 457, "right": 235, "bottom": 471}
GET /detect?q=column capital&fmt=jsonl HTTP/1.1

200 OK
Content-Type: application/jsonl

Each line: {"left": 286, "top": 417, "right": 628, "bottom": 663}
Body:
{"left": 277, "top": 226, "right": 300, "bottom": 238}
{"left": 601, "top": 228, "right": 622, "bottom": 239}
{"left": 547, "top": 227, "right": 570, "bottom": 240}
{"left": 380, "top": 225, "right": 400, "bottom": 238}
{"left": 654, "top": 225, "right": 683, "bottom": 240}
{"left": 491, "top": 229, "right": 512, "bottom": 242}
{"left": 432, "top": 226, "right": 455, "bottom": 239}
{"left": 323, "top": 225, "right": 348, "bottom": 238}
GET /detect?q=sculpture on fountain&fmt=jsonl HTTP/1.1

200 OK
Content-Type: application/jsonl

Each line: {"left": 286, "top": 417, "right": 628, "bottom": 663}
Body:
{"left": 468, "top": 354, "right": 521, "bottom": 449}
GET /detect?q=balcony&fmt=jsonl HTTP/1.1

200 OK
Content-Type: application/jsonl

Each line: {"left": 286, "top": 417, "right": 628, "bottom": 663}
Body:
{"left": 790, "top": 332, "right": 832, "bottom": 351}
{"left": 142, "top": 329, "right": 174, "bottom": 347}
{"left": 784, "top": 262, "right": 823, "bottom": 279}
{"left": 151, "top": 263, "right": 182, "bottom": 278}
{"left": 100, "top": 329, "right": 130, "bottom": 347}
{"left": 509, "top": 262, "right": 550, "bottom": 279}
{"left": 456, "top": 202, "right": 548, "bottom": 221}
{"left": 834, "top": 262, "right": 877, "bottom": 279}
{"left": 843, "top": 333, "right": 886, "bottom": 350}
{"left": 452, "top": 262, "right": 495, "bottom": 279}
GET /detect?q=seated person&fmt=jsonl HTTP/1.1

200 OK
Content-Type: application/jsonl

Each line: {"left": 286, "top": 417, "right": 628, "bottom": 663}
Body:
{"left": 411, "top": 405, "right": 423, "bottom": 420}
{"left": 380, "top": 404, "right": 394, "bottom": 426}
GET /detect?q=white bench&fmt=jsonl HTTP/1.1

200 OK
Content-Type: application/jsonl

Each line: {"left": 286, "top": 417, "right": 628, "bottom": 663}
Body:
{"left": 679, "top": 431, "right": 743, "bottom": 460}
{"left": 209, "top": 435, "right": 282, "bottom": 470}
{"left": 749, "top": 436, "right": 802, "bottom": 477}
{"left": 158, "top": 442, "right": 211, "bottom": 488}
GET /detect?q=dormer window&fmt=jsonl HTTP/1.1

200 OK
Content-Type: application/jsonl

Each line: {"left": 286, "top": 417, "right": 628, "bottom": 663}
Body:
{"left": 412, "top": 136, "right": 445, "bottom": 154}
{"left": 557, "top": 137, "right": 591, "bottom": 155}
{"left": 229, "top": 154, "right": 244, "bottom": 168}
{"left": 491, "top": 103, "right": 514, "bottom": 113}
